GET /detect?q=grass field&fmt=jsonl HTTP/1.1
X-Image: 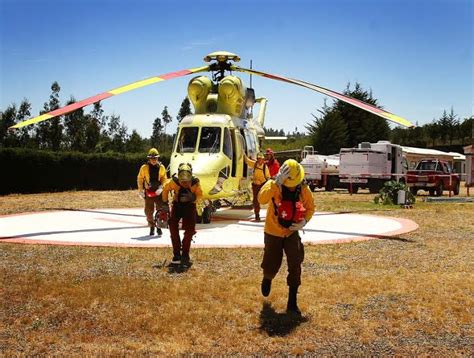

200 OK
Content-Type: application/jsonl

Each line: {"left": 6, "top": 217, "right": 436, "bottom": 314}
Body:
{"left": 1, "top": 187, "right": 473, "bottom": 356}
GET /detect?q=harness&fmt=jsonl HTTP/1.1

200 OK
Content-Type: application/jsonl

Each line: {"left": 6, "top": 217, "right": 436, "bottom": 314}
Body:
{"left": 271, "top": 184, "right": 305, "bottom": 228}
{"left": 254, "top": 161, "right": 269, "bottom": 181}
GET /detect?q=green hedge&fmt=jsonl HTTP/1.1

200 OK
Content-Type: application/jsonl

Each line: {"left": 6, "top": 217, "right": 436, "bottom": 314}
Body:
{"left": 0, "top": 148, "right": 169, "bottom": 194}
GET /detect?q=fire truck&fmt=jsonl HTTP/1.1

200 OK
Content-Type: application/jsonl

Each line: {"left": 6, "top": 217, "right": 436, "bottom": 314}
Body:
{"left": 338, "top": 141, "right": 407, "bottom": 193}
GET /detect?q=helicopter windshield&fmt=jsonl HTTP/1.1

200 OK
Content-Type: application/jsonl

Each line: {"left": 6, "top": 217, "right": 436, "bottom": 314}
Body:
{"left": 199, "top": 127, "right": 221, "bottom": 153}
{"left": 177, "top": 127, "right": 199, "bottom": 153}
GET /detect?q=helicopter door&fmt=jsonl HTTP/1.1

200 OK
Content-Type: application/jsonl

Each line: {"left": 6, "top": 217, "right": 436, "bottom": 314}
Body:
{"left": 239, "top": 129, "right": 248, "bottom": 176}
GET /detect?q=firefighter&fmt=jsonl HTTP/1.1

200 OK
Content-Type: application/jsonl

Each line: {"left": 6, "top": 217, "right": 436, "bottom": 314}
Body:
{"left": 257, "top": 159, "right": 315, "bottom": 315}
{"left": 162, "top": 163, "right": 203, "bottom": 265}
{"left": 244, "top": 152, "right": 271, "bottom": 221}
{"left": 137, "top": 148, "right": 168, "bottom": 236}
{"left": 265, "top": 148, "right": 280, "bottom": 178}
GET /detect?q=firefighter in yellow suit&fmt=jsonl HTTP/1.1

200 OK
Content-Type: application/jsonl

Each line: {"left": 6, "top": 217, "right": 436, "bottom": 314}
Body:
{"left": 258, "top": 159, "right": 315, "bottom": 315}
{"left": 137, "top": 148, "right": 168, "bottom": 236}
{"left": 244, "top": 152, "right": 271, "bottom": 221}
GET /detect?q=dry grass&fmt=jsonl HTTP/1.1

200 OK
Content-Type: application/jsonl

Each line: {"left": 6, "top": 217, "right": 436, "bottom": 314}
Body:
{"left": 1, "top": 186, "right": 473, "bottom": 356}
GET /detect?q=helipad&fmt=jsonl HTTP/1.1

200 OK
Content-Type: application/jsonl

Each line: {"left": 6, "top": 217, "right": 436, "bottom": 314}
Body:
{"left": 0, "top": 208, "right": 417, "bottom": 247}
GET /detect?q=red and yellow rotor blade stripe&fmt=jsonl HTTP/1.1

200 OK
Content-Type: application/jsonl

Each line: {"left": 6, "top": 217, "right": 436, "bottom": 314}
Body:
{"left": 9, "top": 65, "right": 210, "bottom": 129}
{"left": 232, "top": 66, "right": 414, "bottom": 128}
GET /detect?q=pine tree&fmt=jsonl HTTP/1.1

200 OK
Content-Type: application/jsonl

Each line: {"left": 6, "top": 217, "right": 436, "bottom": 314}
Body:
{"left": 64, "top": 96, "right": 88, "bottom": 151}
{"left": 335, "top": 83, "right": 390, "bottom": 147}
{"left": 85, "top": 102, "right": 104, "bottom": 152}
{"left": 150, "top": 116, "right": 163, "bottom": 149}
{"left": 161, "top": 106, "right": 172, "bottom": 152}
{"left": 36, "top": 82, "right": 63, "bottom": 150}
{"left": 306, "top": 104, "right": 348, "bottom": 155}
{"left": 177, "top": 97, "right": 192, "bottom": 122}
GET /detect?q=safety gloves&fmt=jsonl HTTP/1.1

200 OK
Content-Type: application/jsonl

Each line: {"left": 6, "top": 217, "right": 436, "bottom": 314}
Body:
{"left": 274, "top": 164, "right": 291, "bottom": 188}
{"left": 155, "top": 185, "right": 163, "bottom": 195}
{"left": 289, "top": 218, "right": 307, "bottom": 231}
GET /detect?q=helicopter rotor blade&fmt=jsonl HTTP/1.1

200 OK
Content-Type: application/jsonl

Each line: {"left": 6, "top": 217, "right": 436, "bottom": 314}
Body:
{"left": 9, "top": 65, "right": 210, "bottom": 130}
{"left": 232, "top": 66, "right": 414, "bottom": 128}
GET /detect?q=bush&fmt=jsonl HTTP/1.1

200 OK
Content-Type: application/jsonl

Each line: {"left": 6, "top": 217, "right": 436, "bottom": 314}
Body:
{"left": 0, "top": 148, "right": 169, "bottom": 194}
{"left": 374, "top": 180, "right": 416, "bottom": 205}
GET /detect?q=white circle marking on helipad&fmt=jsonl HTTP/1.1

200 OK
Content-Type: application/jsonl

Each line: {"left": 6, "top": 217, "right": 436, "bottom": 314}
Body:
{"left": 0, "top": 208, "right": 418, "bottom": 247}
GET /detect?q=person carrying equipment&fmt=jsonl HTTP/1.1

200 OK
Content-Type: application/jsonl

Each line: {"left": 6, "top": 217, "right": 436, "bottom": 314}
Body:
{"left": 265, "top": 148, "right": 280, "bottom": 178}
{"left": 244, "top": 152, "right": 271, "bottom": 221}
{"left": 257, "top": 159, "right": 315, "bottom": 315}
{"left": 137, "top": 148, "right": 168, "bottom": 236}
{"left": 162, "top": 163, "right": 203, "bottom": 265}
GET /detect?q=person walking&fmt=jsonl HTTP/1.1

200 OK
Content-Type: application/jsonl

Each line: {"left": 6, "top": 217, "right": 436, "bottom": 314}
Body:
{"left": 137, "top": 148, "right": 168, "bottom": 236}
{"left": 162, "top": 163, "right": 203, "bottom": 265}
{"left": 257, "top": 159, "right": 315, "bottom": 315}
{"left": 265, "top": 148, "right": 280, "bottom": 178}
{"left": 244, "top": 152, "right": 271, "bottom": 221}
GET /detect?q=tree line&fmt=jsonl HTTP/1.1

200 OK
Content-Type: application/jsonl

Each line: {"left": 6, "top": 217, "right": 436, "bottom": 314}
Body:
{"left": 0, "top": 82, "right": 193, "bottom": 154}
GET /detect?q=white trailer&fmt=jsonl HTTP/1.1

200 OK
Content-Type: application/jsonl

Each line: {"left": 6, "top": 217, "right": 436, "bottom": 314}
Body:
{"left": 338, "top": 141, "right": 407, "bottom": 193}
{"left": 300, "top": 146, "right": 340, "bottom": 191}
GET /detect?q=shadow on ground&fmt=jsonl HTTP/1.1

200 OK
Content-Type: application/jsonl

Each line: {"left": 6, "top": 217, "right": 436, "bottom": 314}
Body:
{"left": 259, "top": 302, "right": 308, "bottom": 336}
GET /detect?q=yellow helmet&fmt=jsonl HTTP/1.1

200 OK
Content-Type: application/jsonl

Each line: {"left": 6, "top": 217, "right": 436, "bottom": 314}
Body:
{"left": 256, "top": 152, "right": 265, "bottom": 159}
{"left": 282, "top": 159, "right": 305, "bottom": 187}
{"left": 178, "top": 163, "right": 193, "bottom": 182}
{"left": 147, "top": 148, "right": 160, "bottom": 158}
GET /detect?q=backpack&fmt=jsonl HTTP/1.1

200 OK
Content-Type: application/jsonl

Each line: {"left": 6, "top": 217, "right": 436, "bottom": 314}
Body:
{"left": 272, "top": 184, "right": 306, "bottom": 228}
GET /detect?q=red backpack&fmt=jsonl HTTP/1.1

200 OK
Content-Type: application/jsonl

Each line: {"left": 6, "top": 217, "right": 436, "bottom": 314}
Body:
{"left": 272, "top": 185, "right": 306, "bottom": 228}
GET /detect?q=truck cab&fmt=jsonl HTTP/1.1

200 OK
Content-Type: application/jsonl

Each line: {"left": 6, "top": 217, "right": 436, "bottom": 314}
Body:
{"left": 407, "top": 159, "right": 460, "bottom": 196}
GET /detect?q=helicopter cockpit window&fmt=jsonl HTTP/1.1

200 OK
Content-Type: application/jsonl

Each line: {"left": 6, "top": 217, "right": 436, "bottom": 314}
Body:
{"left": 223, "top": 128, "right": 233, "bottom": 159}
{"left": 177, "top": 127, "right": 199, "bottom": 153}
{"left": 198, "top": 127, "right": 221, "bottom": 153}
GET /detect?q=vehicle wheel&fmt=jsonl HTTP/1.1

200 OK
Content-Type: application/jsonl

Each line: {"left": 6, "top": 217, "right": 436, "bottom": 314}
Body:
{"left": 429, "top": 189, "right": 435, "bottom": 196}
{"left": 435, "top": 182, "right": 443, "bottom": 196}
{"left": 325, "top": 178, "right": 334, "bottom": 192}
{"left": 453, "top": 181, "right": 460, "bottom": 196}
{"left": 202, "top": 206, "right": 212, "bottom": 224}
{"left": 409, "top": 187, "right": 418, "bottom": 196}
{"left": 350, "top": 186, "right": 359, "bottom": 194}
{"left": 369, "top": 185, "right": 379, "bottom": 194}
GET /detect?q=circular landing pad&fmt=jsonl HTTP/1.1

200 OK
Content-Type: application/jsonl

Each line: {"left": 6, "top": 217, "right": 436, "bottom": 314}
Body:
{"left": 0, "top": 208, "right": 418, "bottom": 247}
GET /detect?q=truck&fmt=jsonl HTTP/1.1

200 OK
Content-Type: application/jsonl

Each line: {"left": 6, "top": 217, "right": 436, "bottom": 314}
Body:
{"left": 406, "top": 159, "right": 460, "bottom": 196}
{"left": 300, "top": 146, "right": 340, "bottom": 191}
{"left": 338, "top": 141, "right": 407, "bottom": 193}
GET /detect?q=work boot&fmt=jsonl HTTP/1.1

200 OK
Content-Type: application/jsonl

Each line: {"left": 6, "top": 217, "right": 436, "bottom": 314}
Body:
{"left": 149, "top": 226, "right": 155, "bottom": 236}
{"left": 261, "top": 278, "right": 272, "bottom": 297}
{"left": 156, "top": 227, "right": 163, "bottom": 236}
{"left": 171, "top": 253, "right": 181, "bottom": 264}
{"left": 181, "top": 254, "right": 191, "bottom": 266}
{"left": 287, "top": 286, "right": 301, "bottom": 315}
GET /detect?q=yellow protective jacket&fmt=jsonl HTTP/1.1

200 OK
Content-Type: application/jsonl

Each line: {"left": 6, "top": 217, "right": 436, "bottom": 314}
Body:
{"left": 245, "top": 156, "right": 270, "bottom": 185}
{"left": 162, "top": 176, "right": 203, "bottom": 204}
{"left": 258, "top": 180, "right": 315, "bottom": 237}
{"left": 137, "top": 163, "right": 167, "bottom": 193}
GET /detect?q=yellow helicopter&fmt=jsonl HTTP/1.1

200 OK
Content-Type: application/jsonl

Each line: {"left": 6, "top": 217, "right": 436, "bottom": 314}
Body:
{"left": 10, "top": 51, "right": 414, "bottom": 223}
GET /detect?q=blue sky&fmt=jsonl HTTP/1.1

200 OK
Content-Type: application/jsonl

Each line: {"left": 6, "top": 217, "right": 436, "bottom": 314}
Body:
{"left": 1, "top": 0, "right": 472, "bottom": 137}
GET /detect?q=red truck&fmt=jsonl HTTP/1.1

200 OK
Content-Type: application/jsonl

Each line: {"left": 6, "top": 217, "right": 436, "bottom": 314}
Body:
{"left": 407, "top": 159, "right": 460, "bottom": 196}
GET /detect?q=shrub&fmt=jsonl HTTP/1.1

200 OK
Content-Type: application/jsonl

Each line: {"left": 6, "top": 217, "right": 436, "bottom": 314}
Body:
{"left": 374, "top": 180, "right": 416, "bottom": 205}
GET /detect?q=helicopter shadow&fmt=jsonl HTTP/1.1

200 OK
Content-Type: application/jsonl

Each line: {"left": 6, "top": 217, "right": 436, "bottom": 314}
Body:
{"left": 259, "top": 302, "right": 308, "bottom": 337}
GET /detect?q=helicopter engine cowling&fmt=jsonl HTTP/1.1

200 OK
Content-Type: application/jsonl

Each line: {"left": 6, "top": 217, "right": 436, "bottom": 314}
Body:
{"left": 188, "top": 76, "right": 213, "bottom": 114}
{"left": 217, "top": 75, "right": 247, "bottom": 118}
